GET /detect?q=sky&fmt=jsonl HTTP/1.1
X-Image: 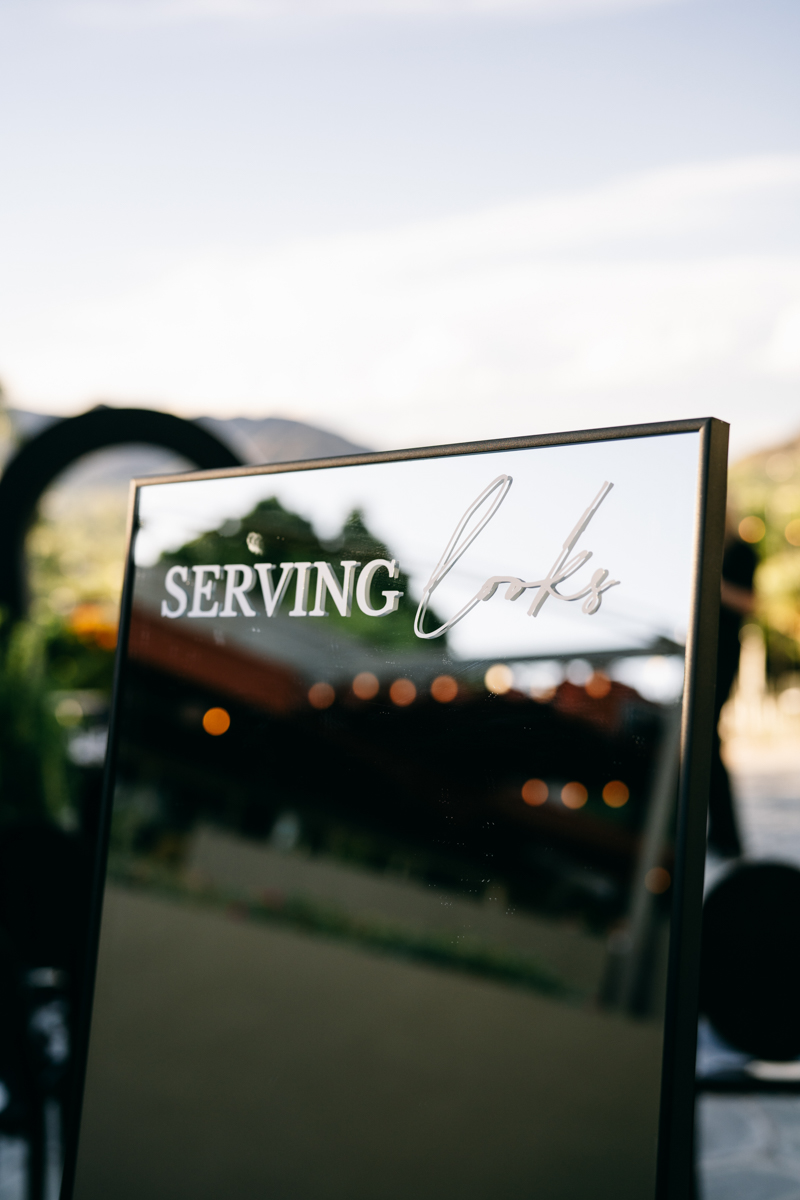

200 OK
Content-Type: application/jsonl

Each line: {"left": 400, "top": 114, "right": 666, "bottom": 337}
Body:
{"left": 0, "top": 0, "right": 798, "bottom": 458}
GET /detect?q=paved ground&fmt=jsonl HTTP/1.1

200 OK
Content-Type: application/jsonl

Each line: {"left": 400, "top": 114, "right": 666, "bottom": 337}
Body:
{"left": 698, "top": 1095, "right": 800, "bottom": 1200}
{"left": 697, "top": 748, "right": 800, "bottom": 1200}
{"left": 0, "top": 1139, "right": 25, "bottom": 1200}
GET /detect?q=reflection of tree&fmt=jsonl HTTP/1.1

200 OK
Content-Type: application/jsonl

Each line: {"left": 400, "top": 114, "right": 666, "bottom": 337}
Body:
{"left": 165, "top": 496, "right": 444, "bottom": 650}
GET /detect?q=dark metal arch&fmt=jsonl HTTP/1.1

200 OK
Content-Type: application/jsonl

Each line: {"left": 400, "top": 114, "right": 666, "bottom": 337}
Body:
{"left": 0, "top": 406, "right": 243, "bottom": 617}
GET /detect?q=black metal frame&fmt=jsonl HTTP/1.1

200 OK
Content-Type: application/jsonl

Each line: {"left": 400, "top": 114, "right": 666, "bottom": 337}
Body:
{"left": 61, "top": 416, "right": 729, "bottom": 1200}
{"left": 0, "top": 405, "right": 242, "bottom": 618}
{"left": 697, "top": 1077, "right": 800, "bottom": 1095}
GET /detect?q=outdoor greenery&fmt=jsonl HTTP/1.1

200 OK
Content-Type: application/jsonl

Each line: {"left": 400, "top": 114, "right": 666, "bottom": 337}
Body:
{"left": 0, "top": 619, "right": 74, "bottom": 824}
{"left": 0, "top": 614, "right": 115, "bottom": 827}
{"left": 728, "top": 438, "right": 800, "bottom": 674}
{"left": 27, "top": 484, "right": 128, "bottom": 624}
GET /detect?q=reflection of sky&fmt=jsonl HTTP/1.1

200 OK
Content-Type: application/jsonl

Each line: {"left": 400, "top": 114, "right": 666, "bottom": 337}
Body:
{"left": 136, "top": 431, "right": 699, "bottom": 661}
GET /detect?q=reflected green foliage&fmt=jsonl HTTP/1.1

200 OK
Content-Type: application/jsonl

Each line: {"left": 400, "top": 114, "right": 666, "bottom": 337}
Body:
{"left": 166, "top": 496, "right": 444, "bottom": 650}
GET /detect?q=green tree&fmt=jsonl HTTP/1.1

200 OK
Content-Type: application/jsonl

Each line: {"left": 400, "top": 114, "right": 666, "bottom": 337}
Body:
{"left": 165, "top": 496, "right": 444, "bottom": 651}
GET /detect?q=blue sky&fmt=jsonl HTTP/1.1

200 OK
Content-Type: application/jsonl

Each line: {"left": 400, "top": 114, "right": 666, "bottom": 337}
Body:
{"left": 0, "top": 0, "right": 798, "bottom": 455}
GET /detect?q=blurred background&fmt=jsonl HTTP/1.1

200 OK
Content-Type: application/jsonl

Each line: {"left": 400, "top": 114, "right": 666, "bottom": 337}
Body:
{"left": 0, "top": 0, "right": 799, "bottom": 1197}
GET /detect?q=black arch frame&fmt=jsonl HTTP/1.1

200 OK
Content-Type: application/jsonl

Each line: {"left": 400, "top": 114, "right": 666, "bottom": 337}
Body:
{"left": 0, "top": 407, "right": 242, "bottom": 617}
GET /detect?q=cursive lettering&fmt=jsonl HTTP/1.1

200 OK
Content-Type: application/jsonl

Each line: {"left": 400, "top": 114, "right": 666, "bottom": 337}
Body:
{"left": 414, "top": 477, "right": 620, "bottom": 640}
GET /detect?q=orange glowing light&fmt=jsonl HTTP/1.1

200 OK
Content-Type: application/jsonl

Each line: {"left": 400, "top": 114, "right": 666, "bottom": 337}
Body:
{"left": 603, "top": 780, "right": 630, "bottom": 808}
{"left": 585, "top": 672, "right": 611, "bottom": 699}
{"left": 739, "top": 515, "right": 765, "bottom": 544}
{"left": 561, "top": 782, "right": 588, "bottom": 810}
{"left": 390, "top": 678, "right": 416, "bottom": 707}
{"left": 69, "top": 603, "right": 118, "bottom": 649}
{"left": 203, "top": 707, "right": 231, "bottom": 736}
{"left": 522, "top": 778, "right": 548, "bottom": 806}
{"left": 431, "top": 674, "right": 458, "bottom": 703}
{"left": 786, "top": 519, "right": 800, "bottom": 547}
{"left": 352, "top": 672, "right": 379, "bottom": 700}
{"left": 645, "top": 867, "right": 671, "bottom": 894}
{"left": 308, "top": 682, "right": 335, "bottom": 710}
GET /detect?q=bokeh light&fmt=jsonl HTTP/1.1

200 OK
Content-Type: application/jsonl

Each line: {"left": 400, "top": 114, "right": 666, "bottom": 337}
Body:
{"left": 766, "top": 453, "right": 796, "bottom": 482}
{"left": 645, "top": 867, "right": 671, "bottom": 894}
{"left": 54, "top": 697, "right": 83, "bottom": 727}
{"left": 603, "top": 780, "right": 629, "bottom": 808}
{"left": 519, "top": 659, "right": 563, "bottom": 701}
{"left": 610, "top": 654, "right": 684, "bottom": 704}
{"left": 585, "top": 672, "right": 611, "bottom": 699}
{"left": 565, "top": 658, "right": 593, "bottom": 686}
{"left": 203, "top": 707, "right": 231, "bottom": 736}
{"left": 484, "top": 664, "right": 513, "bottom": 694}
{"left": 522, "top": 778, "right": 548, "bottom": 806}
{"left": 739, "top": 515, "right": 766, "bottom": 543}
{"left": 308, "top": 682, "right": 335, "bottom": 709}
{"left": 779, "top": 687, "right": 800, "bottom": 715}
{"left": 352, "top": 671, "right": 379, "bottom": 700}
{"left": 431, "top": 674, "right": 458, "bottom": 703}
{"left": 69, "top": 602, "right": 118, "bottom": 650}
{"left": 561, "top": 782, "right": 588, "bottom": 809}
{"left": 390, "top": 678, "right": 416, "bottom": 707}
{"left": 786, "top": 519, "right": 800, "bottom": 547}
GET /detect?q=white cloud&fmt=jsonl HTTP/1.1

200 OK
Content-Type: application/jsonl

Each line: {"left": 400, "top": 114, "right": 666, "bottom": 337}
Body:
{"left": 762, "top": 304, "right": 800, "bottom": 377}
{"left": 4, "top": 155, "right": 800, "bottom": 456}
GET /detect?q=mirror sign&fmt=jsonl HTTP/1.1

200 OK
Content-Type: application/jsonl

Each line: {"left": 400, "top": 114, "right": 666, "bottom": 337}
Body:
{"left": 65, "top": 422, "right": 728, "bottom": 1200}
{"left": 161, "top": 475, "right": 619, "bottom": 635}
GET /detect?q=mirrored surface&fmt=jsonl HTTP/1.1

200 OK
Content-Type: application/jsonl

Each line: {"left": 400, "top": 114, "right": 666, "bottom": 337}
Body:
{"left": 74, "top": 433, "right": 701, "bottom": 1200}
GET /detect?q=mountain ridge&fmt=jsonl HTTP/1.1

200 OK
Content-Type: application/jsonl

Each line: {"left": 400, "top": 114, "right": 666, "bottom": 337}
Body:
{"left": 6, "top": 409, "right": 369, "bottom": 489}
